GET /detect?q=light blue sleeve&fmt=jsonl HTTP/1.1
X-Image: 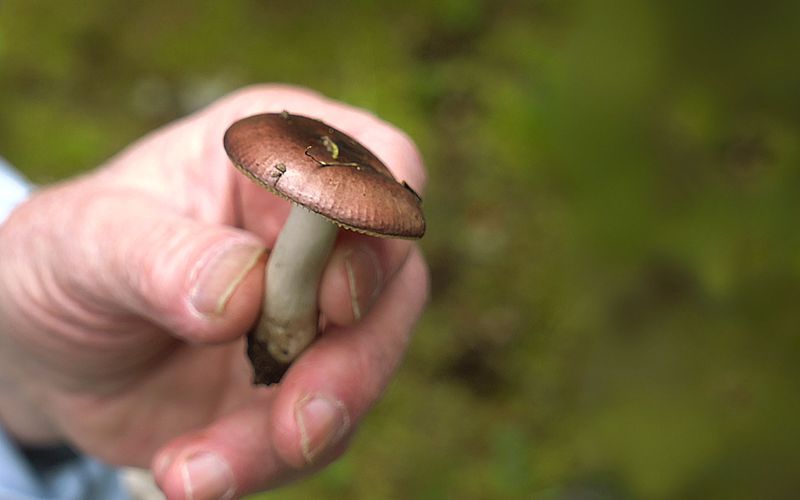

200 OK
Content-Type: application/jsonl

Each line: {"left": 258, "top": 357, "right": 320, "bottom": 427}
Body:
{"left": 0, "top": 156, "right": 32, "bottom": 223}
{"left": 0, "top": 428, "right": 129, "bottom": 500}
{"left": 0, "top": 158, "right": 130, "bottom": 499}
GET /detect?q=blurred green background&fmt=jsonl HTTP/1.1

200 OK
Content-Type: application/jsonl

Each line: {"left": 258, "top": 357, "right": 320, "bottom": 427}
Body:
{"left": 2, "top": 1, "right": 800, "bottom": 498}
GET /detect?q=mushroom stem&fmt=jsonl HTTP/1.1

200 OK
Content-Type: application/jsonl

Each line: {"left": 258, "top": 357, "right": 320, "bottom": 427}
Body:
{"left": 255, "top": 204, "right": 337, "bottom": 368}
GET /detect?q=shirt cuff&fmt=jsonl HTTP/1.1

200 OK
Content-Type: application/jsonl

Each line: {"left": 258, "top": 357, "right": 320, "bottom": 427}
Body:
{"left": 0, "top": 428, "right": 129, "bottom": 500}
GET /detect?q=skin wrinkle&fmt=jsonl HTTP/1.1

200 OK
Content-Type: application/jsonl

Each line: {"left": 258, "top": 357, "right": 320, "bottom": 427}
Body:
{"left": 3, "top": 240, "right": 132, "bottom": 364}
{"left": 7, "top": 258, "right": 176, "bottom": 392}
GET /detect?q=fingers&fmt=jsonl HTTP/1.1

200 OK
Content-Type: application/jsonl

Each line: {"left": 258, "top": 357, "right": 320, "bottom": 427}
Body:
{"left": 54, "top": 188, "right": 267, "bottom": 345}
{"left": 76, "top": 190, "right": 413, "bottom": 346}
{"left": 318, "top": 232, "right": 414, "bottom": 327}
{"left": 273, "top": 247, "right": 429, "bottom": 464}
{"left": 152, "top": 247, "right": 429, "bottom": 498}
{"left": 138, "top": 223, "right": 265, "bottom": 345}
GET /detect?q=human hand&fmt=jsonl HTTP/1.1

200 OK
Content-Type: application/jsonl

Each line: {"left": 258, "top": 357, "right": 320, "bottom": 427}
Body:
{"left": 0, "top": 85, "right": 429, "bottom": 499}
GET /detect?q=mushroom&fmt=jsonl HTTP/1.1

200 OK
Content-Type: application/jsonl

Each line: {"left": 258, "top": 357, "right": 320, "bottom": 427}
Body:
{"left": 223, "top": 112, "right": 425, "bottom": 385}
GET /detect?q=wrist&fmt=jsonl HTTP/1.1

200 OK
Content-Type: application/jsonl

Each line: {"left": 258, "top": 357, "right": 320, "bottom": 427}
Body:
{"left": 0, "top": 163, "right": 59, "bottom": 444}
{"left": 0, "top": 378, "right": 61, "bottom": 446}
{"left": 0, "top": 227, "right": 60, "bottom": 445}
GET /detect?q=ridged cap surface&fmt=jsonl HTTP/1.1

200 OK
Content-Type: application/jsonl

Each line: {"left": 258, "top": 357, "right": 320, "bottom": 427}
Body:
{"left": 224, "top": 112, "right": 425, "bottom": 238}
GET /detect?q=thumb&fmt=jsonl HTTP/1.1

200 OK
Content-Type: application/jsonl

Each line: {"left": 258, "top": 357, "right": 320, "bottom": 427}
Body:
{"left": 64, "top": 190, "right": 266, "bottom": 344}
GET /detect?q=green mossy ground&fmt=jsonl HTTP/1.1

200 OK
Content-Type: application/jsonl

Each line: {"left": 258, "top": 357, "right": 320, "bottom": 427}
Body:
{"left": 2, "top": 1, "right": 799, "bottom": 498}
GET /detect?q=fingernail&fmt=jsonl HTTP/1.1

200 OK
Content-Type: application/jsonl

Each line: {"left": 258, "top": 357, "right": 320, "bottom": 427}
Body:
{"left": 295, "top": 394, "right": 350, "bottom": 464}
{"left": 181, "top": 452, "right": 235, "bottom": 500}
{"left": 190, "top": 242, "right": 265, "bottom": 315}
{"left": 343, "top": 245, "right": 383, "bottom": 321}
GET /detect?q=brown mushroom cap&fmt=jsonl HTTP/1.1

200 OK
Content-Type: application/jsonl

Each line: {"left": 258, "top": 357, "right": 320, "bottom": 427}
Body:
{"left": 223, "top": 112, "right": 425, "bottom": 238}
